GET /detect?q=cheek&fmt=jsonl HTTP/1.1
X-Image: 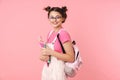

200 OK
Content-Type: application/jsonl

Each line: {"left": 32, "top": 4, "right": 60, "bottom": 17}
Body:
{"left": 49, "top": 19, "right": 53, "bottom": 23}
{"left": 56, "top": 19, "right": 63, "bottom": 23}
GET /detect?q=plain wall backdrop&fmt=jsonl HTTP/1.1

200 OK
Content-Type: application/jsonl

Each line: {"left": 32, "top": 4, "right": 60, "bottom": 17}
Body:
{"left": 0, "top": 0, "right": 120, "bottom": 80}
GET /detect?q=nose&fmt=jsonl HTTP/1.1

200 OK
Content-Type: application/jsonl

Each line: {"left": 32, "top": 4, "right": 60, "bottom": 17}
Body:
{"left": 53, "top": 18, "right": 57, "bottom": 22}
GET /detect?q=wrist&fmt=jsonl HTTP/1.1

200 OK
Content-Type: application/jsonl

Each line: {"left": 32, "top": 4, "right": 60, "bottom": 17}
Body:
{"left": 50, "top": 50, "right": 54, "bottom": 56}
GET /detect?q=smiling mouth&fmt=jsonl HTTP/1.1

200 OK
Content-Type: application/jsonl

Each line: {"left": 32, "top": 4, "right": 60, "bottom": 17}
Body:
{"left": 53, "top": 22, "right": 59, "bottom": 25}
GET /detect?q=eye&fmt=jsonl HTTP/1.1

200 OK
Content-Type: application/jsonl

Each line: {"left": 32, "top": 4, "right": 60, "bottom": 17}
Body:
{"left": 49, "top": 16, "right": 54, "bottom": 19}
{"left": 56, "top": 16, "right": 62, "bottom": 19}
{"left": 49, "top": 15, "right": 62, "bottom": 20}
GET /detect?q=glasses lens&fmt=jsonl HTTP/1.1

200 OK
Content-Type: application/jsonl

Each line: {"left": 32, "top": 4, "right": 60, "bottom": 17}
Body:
{"left": 49, "top": 16, "right": 62, "bottom": 19}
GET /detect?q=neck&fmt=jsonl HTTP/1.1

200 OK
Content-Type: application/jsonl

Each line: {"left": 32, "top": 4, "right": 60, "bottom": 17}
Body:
{"left": 53, "top": 26, "right": 63, "bottom": 32}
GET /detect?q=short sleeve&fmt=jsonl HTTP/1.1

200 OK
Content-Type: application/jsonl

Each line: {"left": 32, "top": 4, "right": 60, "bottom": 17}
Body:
{"left": 59, "top": 30, "right": 71, "bottom": 44}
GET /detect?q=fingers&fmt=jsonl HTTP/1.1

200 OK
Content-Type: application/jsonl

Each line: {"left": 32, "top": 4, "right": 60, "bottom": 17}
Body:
{"left": 41, "top": 48, "right": 49, "bottom": 56}
{"left": 40, "top": 46, "right": 52, "bottom": 56}
{"left": 39, "top": 55, "right": 49, "bottom": 62}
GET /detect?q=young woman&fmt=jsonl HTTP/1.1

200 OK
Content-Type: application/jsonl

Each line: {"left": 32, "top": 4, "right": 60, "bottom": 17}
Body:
{"left": 39, "top": 6, "right": 75, "bottom": 80}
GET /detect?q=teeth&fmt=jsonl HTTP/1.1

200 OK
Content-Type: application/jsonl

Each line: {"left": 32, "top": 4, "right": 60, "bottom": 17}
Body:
{"left": 53, "top": 23, "right": 58, "bottom": 24}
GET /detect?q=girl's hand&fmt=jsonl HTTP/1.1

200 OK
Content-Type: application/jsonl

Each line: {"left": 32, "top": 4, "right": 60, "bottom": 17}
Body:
{"left": 41, "top": 46, "right": 53, "bottom": 56}
{"left": 39, "top": 55, "right": 49, "bottom": 62}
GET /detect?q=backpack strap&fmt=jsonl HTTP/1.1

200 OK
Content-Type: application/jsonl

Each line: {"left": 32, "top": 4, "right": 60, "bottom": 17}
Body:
{"left": 52, "top": 29, "right": 63, "bottom": 43}
{"left": 57, "top": 34, "right": 79, "bottom": 60}
{"left": 57, "top": 34, "right": 66, "bottom": 53}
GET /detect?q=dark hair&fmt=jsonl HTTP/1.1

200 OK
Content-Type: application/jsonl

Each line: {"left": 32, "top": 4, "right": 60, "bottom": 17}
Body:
{"left": 44, "top": 6, "right": 68, "bottom": 23}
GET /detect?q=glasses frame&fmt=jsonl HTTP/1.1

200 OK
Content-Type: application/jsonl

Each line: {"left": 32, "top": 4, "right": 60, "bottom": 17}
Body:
{"left": 49, "top": 16, "right": 62, "bottom": 20}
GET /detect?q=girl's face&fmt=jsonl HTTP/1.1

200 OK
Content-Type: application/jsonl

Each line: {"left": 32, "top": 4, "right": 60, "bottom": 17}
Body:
{"left": 49, "top": 11, "right": 64, "bottom": 28}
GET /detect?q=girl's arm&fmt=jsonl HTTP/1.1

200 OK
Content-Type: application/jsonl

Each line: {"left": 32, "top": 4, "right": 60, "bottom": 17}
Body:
{"left": 41, "top": 41, "right": 75, "bottom": 62}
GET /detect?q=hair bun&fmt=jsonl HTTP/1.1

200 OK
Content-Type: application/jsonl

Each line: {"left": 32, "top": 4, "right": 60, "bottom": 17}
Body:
{"left": 44, "top": 6, "right": 51, "bottom": 12}
{"left": 61, "top": 6, "right": 68, "bottom": 12}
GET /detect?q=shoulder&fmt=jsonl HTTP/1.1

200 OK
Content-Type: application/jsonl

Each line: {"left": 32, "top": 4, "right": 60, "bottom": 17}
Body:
{"left": 59, "top": 29, "right": 71, "bottom": 43}
{"left": 60, "top": 29, "right": 70, "bottom": 37}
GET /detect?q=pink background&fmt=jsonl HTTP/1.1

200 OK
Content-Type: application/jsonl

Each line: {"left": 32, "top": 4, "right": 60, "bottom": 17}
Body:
{"left": 0, "top": 0, "right": 120, "bottom": 80}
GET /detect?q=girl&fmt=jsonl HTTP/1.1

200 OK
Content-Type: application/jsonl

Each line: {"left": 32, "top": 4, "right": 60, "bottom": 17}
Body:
{"left": 39, "top": 6, "right": 75, "bottom": 80}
